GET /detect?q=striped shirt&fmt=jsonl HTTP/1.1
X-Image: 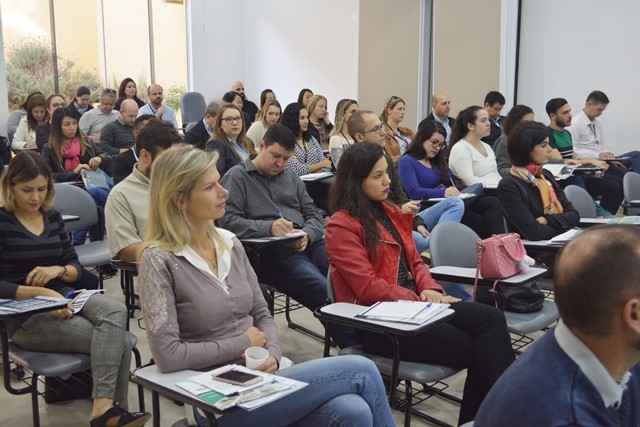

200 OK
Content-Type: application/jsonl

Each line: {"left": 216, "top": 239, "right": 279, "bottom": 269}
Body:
{"left": 0, "top": 207, "right": 81, "bottom": 299}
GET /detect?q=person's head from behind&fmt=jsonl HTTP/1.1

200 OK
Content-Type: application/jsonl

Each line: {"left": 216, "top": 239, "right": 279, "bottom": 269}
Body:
{"left": 503, "top": 104, "right": 534, "bottom": 136}
{"left": 118, "top": 78, "right": 138, "bottom": 100}
{"left": 136, "top": 119, "right": 183, "bottom": 176}
{"left": 281, "top": 102, "right": 309, "bottom": 139}
{"left": 554, "top": 225, "right": 640, "bottom": 343}
{"left": 119, "top": 99, "right": 139, "bottom": 126}
{"left": 431, "top": 92, "right": 451, "bottom": 119}
{"left": 0, "top": 151, "right": 54, "bottom": 215}
{"left": 545, "top": 98, "right": 571, "bottom": 129}
{"left": 74, "top": 86, "right": 91, "bottom": 109}
{"left": 507, "top": 121, "right": 551, "bottom": 167}
{"left": 260, "top": 89, "right": 276, "bottom": 109}
{"left": 144, "top": 146, "right": 227, "bottom": 253}
{"left": 483, "top": 91, "right": 506, "bottom": 119}
{"left": 297, "top": 88, "right": 313, "bottom": 107}
{"left": 133, "top": 114, "right": 156, "bottom": 140}
{"left": 253, "top": 124, "right": 296, "bottom": 178}
{"left": 26, "top": 95, "right": 48, "bottom": 130}
{"left": 306, "top": 95, "right": 328, "bottom": 123}
{"left": 213, "top": 104, "right": 245, "bottom": 140}
{"left": 20, "top": 91, "right": 44, "bottom": 110}
{"left": 333, "top": 99, "right": 358, "bottom": 134}
{"left": 98, "top": 88, "right": 117, "bottom": 115}
{"left": 259, "top": 99, "right": 282, "bottom": 127}
{"left": 584, "top": 90, "right": 609, "bottom": 120}
{"left": 329, "top": 142, "right": 390, "bottom": 257}
{"left": 46, "top": 94, "right": 67, "bottom": 120}
{"left": 407, "top": 120, "right": 447, "bottom": 164}
{"left": 450, "top": 105, "right": 489, "bottom": 145}
{"left": 222, "top": 91, "right": 243, "bottom": 110}
{"left": 348, "top": 110, "right": 385, "bottom": 146}
{"left": 381, "top": 96, "right": 406, "bottom": 125}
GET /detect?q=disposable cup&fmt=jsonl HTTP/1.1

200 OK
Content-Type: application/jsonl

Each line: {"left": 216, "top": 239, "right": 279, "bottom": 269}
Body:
{"left": 244, "top": 346, "right": 269, "bottom": 369}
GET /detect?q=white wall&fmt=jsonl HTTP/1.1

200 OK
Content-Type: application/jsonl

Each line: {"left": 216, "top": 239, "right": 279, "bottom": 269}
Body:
{"left": 518, "top": 0, "right": 640, "bottom": 154}
{"left": 187, "top": 0, "right": 359, "bottom": 116}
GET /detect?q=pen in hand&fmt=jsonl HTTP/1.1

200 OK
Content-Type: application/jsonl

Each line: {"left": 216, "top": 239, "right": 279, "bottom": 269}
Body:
{"left": 272, "top": 205, "right": 294, "bottom": 235}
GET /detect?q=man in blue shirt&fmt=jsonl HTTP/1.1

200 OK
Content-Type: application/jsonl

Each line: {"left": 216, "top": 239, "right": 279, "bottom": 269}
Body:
{"left": 475, "top": 225, "right": 640, "bottom": 427}
{"left": 138, "top": 84, "right": 178, "bottom": 129}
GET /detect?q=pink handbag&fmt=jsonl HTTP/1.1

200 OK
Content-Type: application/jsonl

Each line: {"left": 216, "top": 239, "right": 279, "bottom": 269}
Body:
{"left": 475, "top": 233, "right": 526, "bottom": 280}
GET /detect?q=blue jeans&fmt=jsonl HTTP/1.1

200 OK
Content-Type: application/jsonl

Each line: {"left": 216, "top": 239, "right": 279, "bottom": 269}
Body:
{"left": 622, "top": 150, "right": 640, "bottom": 173}
{"left": 72, "top": 187, "right": 109, "bottom": 245}
{"left": 215, "top": 356, "right": 396, "bottom": 427}
{"left": 413, "top": 197, "right": 465, "bottom": 253}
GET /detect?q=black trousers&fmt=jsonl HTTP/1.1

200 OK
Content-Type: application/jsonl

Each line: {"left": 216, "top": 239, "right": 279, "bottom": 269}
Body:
{"left": 359, "top": 302, "right": 515, "bottom": 425}
{"left": 461, "top": 195, "right": 506, "bottom": 238}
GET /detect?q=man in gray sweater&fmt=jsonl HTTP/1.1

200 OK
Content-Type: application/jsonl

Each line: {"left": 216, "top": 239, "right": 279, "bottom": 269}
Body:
{"left": 220, "top": 125, "right": 352, "bottom": 347}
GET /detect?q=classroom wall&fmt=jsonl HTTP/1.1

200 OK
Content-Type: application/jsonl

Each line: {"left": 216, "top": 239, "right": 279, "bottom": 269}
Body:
{"left": 517, "top": 0, "right": 640, "bottom": 154}
{"left": 432, "top": 0, "right": 502, "bottom": 118}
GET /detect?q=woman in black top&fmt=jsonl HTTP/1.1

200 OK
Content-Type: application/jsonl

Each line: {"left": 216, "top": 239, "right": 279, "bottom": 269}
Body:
{"left": 497, "top": 121, "right": 580, "bottom": 240}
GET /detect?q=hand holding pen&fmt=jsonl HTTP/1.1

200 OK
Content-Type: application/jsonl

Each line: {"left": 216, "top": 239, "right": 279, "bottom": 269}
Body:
{"left": 271, "top": 206, "right": 295, "bottom": 236}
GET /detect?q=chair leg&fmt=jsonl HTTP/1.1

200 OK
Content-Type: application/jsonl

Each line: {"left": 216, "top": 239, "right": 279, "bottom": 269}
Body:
{"left": 404, "top": 380, "right": 413, "bottom": 427}
{"left": 31, "top": 374, "right": 40, "bottom": 427}
{"left": 131, "top": 346, "right": 145, "bottom": 412}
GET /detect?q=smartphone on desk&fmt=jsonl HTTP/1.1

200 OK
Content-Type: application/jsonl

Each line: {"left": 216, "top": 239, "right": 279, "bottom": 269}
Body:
{"left": 212, "top": 369, "right": 263, "bottom": 387}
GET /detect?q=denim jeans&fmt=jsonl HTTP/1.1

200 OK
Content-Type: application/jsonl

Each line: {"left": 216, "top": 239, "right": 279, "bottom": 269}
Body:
{"left": 72, "top": 187, "right": 109, "bottom": 245}
{"left": 413, "top": 197, "right": 465, "bottom": 253}
{"left": 214, "top": 355, "right": 396, "bottom": 427}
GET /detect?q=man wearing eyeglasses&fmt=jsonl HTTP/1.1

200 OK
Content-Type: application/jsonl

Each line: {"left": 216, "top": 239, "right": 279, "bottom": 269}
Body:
{"left": 138, "top": 84, "right": 178, "bottom": 129}
{"left": 78, "top": 88, "right": 119, "bottom": 143}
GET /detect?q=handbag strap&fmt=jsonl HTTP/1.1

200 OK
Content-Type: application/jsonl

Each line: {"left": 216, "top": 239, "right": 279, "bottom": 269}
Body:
{"left": 474, "top": 243, "right": 502, "bottom": 309}
{"left": 495, "top": 234, "right": 526, "bottom": 262}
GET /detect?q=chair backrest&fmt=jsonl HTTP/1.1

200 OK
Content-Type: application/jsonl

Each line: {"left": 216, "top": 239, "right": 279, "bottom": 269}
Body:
{"left": 185, "top": 121, "right": 198, "bottom": 133}
{"left": 430, "top": 222, "right": 480, "bottom": 268}
{"left": 180, "top": 92, "right": 206, "bottom": 125}
{"left": 52, "top": 183, "right": 98, "bottom": 231}
{"left": 623, "top": 171, "right": 640, "bottom": 203}
{"left": 563, "top": 185, "right": 596, "bottom": 218}
{"left": 326, "top": 268, "right": 336, "bottom": 303}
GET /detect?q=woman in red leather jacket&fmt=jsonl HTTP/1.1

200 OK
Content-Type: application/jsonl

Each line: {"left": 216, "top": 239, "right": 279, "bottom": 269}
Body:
{"left": 326, "top": 142, "right": 515, "bottom": 425}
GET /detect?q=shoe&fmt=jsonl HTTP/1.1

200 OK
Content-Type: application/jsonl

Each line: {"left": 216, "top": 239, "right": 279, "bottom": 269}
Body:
{"left": 89, "top": 404, "right": 151, "bottom": 427}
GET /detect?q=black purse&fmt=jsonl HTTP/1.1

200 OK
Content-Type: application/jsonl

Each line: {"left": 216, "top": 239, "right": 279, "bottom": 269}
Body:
{"left": 475, "top": 279, "right": 545, "bottom": 313}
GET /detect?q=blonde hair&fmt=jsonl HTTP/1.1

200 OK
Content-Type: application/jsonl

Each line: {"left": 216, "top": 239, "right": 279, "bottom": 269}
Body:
{"left": 306, "top": 94, "right": 331, "bottom": 144}
{"left": 0, "top": 151, "right": 55, "bottom": 212}
{"left": 139, "top": 146, "right": 227, "bottom": 258}
{"left": 258, "top": 99, "right": 282, "bottom": 127}
{"left": 329, "top": 99, "right": 358, "bottom": 138}
{"left": 380, "top": 95, "right": 405, "bottom": 124}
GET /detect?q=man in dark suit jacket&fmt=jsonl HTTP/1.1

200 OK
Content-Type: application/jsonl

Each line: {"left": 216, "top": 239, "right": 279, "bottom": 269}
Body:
{"left": 418, "top": 92, "right": 456, "bottom": 145}
{"left": 231, "top": 80, "right": 259, "bottom": 124}
{"left": 482, "top": 91, "right": 506, "bottom": 149}
{"left": 184, "top": 100, "right": 221, "bottom": 150}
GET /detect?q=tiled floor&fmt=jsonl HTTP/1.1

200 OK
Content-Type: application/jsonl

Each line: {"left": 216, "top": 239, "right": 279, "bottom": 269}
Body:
{"left": 0, "top": 272, "right": 543, "bottom": 426}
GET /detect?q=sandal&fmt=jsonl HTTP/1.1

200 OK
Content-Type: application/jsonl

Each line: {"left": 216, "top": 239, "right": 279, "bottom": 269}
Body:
{"left": 89, "top": 404, "right": 151, "bottom": 427}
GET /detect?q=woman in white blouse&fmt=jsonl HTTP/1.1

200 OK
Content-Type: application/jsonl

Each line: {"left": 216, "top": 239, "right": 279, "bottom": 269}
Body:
{"left": 12, "top": 95, "right": 48, "bottom": 150}
{"left": 448, "top": 105, "right": 502, "bottom": 187}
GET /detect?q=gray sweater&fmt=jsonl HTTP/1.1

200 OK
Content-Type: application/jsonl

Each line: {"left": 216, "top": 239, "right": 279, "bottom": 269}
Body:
{"left": 219, "top": 158, "right": 325, "bottom": 244}
{"left": 99, "top": 119, "right": 135, "bottom": 155}
{"left": 139, "top": 231, "right": 281, "bottom": 373}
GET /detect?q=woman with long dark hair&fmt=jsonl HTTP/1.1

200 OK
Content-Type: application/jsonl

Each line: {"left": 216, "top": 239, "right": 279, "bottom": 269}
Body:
{"left": 448, "top": 106, "right": 502, "bottom": 186}
{"left": 114, "top": 78, "right": 145, "bottom": 110}
{"left": 205, "top": 104, "right": 256, "bottom": 177}
{"left": 68, "top": 86, "right": 94, "bottom": 122}
{"left": 41, "top": 107, "right": 112, "bottom": 244}
{"left": 297, "top": 88, "right": 313, "bottom": 108}
{"left": 399, "top": 121, "right": 505, "bottom": 237}
{"left": 281, "top": 102, "right": 331, "bottom": 176}
{"left": 12, "top": 94, "right": 48, "bottom": 150}
{"left": 326, "top": 142, "right": 514, "bottom": 425}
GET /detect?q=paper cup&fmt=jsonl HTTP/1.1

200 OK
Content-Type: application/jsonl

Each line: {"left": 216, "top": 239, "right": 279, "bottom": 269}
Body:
{"left": 244, "top": 346, "right": 269, "bottom": 370}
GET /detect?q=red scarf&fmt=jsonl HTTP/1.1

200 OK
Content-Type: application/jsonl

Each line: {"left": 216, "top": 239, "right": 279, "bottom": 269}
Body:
{"left": 62, "top": 137, "right": 81, "bottom": 172}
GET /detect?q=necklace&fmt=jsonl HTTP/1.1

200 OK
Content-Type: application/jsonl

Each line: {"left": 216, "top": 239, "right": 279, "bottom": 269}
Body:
{"left": 194, "top": 243, "right": 218, "bottom": 276}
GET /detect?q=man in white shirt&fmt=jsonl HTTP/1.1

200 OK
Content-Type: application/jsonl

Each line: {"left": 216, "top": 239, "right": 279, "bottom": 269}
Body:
{"left": 78, "top": 88, "right": 119, "bottom": 142}
{"left": 567, "top": 90, "right": 640, "bottom": 174}
{"left": 475, "top": 225, "right": 640, "bottom": 426}
{"left": 138, "top": 84, "right": 178, "bottom": 129}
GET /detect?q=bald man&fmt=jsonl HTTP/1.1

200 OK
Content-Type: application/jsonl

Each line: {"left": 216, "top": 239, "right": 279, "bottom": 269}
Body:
{"left": 476, "top": 225, "right": 640, "bottom": 426}
{"left": 99, "top": 99, "right": 138, "bottom": 155}
{"left": 231, "top": 80, "right": 258, "bottom": 124}
{"left": 138, "top": 84, "right": 178, "bottom": 128}
{"left": 418, "top": 92, "right": 455, "bottom": 145}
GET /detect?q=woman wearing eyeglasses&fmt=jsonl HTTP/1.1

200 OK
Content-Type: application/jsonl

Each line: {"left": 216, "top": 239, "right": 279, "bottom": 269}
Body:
{"left": 398, "top": 121, "right": 506, "bottom": 238}
{"left": 205, "top": 104, "right": 256, "bottom": 178}
{"left": 281, "top": 102, "right": 332, "bottom": 176}
{"left": 381, "top": 96, "right": 414, "bottom": 165}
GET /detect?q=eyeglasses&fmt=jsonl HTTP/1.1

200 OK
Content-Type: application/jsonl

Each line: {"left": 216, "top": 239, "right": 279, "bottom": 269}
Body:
{"left": 222, "top": 117, "right": 243, "bottom": 124}
{"left": 363, "top": 124, "right": 385, "bottom": 134}
{"left": 428, "top": 138, "right": 445, "bottom": 149}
